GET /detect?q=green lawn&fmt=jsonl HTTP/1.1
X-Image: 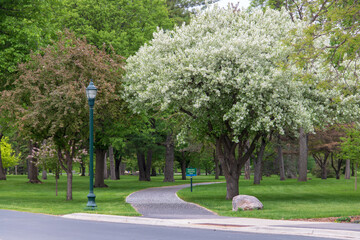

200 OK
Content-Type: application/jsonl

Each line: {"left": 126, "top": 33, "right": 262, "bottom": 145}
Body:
{"left": 1, "top": 174, "right": 360, "bottom": 220}
{"left": 178, "top": 175, "right": 360, "bottom": 220}
{"left": 0, "top": 174, "right": 223, "bottom": 216}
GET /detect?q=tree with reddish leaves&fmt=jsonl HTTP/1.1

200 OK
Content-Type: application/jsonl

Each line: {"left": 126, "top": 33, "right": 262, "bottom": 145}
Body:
{"left": 309, "top": 125, "right": 346, "bottom": 180}
{"left": 2, "top": 31, "right": 125, "bottom": 200}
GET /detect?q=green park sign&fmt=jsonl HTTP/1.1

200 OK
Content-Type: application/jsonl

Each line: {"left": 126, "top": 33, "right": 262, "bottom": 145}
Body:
{"left": 186, "top": 168, "right": 197, "bottom": 192}
{"left": 186, "top": 168, "right": 197, "bottom": 177}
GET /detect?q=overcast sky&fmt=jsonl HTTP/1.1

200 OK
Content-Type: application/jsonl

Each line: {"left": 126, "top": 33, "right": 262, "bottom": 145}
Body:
{"left": 215, "top": 0, "right": 250, "bottom": 9}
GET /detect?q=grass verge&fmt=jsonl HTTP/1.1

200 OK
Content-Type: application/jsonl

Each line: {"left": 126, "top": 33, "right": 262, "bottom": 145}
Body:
{"left": 2, "top": 174, "right": 359, "bottom": 220}
{"left": 0, "top": 174, "right": 224, "bottom": 216}
{"left": 178, "top": 175, "right": 360, "bottom": 220}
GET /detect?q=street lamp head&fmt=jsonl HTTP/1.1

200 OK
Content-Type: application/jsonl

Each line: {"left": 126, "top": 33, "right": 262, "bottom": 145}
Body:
{"left": 86, "top": 80, "right": 97, "bottom": 101}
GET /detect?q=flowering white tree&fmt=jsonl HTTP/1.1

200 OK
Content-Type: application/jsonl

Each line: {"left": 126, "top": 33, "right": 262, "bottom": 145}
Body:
{"left": 125, "top": 7, "right": 351, "bottom": 199}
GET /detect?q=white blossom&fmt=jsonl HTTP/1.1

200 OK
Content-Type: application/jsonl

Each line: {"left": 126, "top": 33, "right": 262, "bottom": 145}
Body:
{"left": 124, "top": 6, "right": 359, "bottom": 138}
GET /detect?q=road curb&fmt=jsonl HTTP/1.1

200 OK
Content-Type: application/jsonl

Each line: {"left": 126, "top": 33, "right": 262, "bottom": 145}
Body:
{"left": 63, "top": 213, "right": 360, "bottom": 239}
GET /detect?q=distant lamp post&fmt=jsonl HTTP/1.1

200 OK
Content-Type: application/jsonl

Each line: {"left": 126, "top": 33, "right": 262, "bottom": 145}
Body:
{"left": 86, "top": 80, "right": 97, "bottom": 210}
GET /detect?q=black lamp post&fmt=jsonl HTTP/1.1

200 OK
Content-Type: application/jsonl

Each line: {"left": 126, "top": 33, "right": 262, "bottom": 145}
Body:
{"left": 86, "top": 80, "right": 97, "bottom": 210}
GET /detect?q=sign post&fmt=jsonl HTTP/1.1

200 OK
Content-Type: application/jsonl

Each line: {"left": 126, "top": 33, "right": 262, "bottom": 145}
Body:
{"left": 186, "top": 168, "right": 197, "bottom": 192}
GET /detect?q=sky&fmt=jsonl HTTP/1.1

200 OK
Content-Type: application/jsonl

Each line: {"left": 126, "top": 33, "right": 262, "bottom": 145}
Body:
{"left": 215, "top": 0, "right": 250, "bottom": 9}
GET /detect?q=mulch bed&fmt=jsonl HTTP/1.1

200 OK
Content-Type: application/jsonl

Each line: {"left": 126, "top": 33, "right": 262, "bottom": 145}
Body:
{"left": 290, "top": 216, "right": 360, "bottom": 223}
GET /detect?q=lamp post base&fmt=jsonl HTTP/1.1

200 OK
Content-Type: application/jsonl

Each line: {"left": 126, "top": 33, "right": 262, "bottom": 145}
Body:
{"left": 85, "top": 193, "right": 97, "bottom": 210}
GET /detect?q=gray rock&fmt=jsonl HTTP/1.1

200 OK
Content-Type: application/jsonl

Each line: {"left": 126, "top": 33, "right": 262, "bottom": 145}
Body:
{"left": 232, "top": 195, "right": 263, "bottom": 211}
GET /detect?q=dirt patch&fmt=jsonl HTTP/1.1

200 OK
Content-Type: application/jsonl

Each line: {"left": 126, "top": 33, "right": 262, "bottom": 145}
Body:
{"left": 290, "top": 216, "right": 360, "bottom": 223}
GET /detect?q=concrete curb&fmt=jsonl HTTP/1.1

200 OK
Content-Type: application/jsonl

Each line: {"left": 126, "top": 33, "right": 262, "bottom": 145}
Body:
{"left": 64, "top": 182, "right": 360, "bottom": 239}
{"left": 62, "top": 213, "right": 360, "bottom": 239}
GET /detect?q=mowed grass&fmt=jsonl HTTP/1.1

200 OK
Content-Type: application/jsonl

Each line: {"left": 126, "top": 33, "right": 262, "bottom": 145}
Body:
{"left": 178, "top": 175, "right": 360, "bottom": 219}
{"left": 2, "top": 174, "right": 360, "bottom": 220}
{"left": 0, "top": 174, "right": 224, "bottom": 216}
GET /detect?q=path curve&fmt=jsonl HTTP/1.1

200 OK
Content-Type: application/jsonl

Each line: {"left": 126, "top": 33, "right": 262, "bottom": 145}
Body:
{"left": 126, "top": 182, "right": 225, "bottom": 219}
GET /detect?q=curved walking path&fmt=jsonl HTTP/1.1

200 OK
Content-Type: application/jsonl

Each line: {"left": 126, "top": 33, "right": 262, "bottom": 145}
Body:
{"left": 126, "top": 182, "right": 224, "bottom": 219}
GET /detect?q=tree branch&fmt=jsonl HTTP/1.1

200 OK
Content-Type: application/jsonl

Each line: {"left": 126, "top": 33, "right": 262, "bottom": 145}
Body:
{"left": 57, "top": 147, "right": 68, "bottom": 172}
{"left": 179, "top": 107, "right": 196, "bottom": 119}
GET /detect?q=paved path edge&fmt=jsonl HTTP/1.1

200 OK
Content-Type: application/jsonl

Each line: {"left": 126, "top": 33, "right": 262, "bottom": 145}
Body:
{"left": 174, "top": 191, "right": 220, "bottom": 216}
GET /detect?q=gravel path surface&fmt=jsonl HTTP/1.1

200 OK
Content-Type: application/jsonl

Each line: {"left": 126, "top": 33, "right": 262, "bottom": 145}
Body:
{"left": 126, "top": 182, "right": 225, "bottom": 219}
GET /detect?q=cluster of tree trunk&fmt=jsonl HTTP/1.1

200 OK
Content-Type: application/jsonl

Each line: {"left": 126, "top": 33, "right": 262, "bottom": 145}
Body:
{"left": 6, "top": 125, "right": 356, "bottom": 203}
{"left": 212, "top": 126, "right": 320, "bottom": 197}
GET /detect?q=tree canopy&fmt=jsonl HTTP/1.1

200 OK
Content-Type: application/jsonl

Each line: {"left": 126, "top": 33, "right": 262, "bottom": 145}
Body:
{"left": 250, "top": 0, "right": 360, "bottom": 88}
{"left": 0, "top": 0, "right": 59, "bottom": 88}
{"left": 60, "top": 0, "right": 174, "bottom": 57}
{"left": 125, "top": 7, "right": 330, "bottom": 139}
{"left": 0, "top": 136, "right": 20, "bottom": 168}
{"left": 166, "top": 0, "right": 220, "bottom": 25}
{"left": 1, "top": 31, "right": 125, "bottom": 199}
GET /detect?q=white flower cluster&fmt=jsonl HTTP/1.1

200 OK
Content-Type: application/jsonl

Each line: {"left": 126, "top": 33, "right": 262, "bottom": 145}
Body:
{"left": 124, "top": 6, "right": 357, "bottom": 138}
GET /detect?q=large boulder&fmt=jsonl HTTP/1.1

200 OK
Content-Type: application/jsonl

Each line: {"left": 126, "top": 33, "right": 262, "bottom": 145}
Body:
{"left": 232, "top": 195, "right": 263, "bottom": 211}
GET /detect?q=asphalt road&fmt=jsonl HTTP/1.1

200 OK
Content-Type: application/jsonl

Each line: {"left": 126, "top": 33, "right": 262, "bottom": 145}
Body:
{"left": 0, "top": 210, "right": 332, "bottom": 240}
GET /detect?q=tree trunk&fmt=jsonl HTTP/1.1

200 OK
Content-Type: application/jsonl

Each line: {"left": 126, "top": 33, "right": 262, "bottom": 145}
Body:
{"left": 115, "top": 155, "right": 122, "bottom": 179}
{"left": 355, "top": 163, "right": 358, "bottom": 191}
{"left": 145, "top": 149, "right": 152, "bottom": 180}
{"left": 181, "top": 160, "right": 186, "bottom": 180}
{"left": 345, "top": 160, "right": 351, "bottom": 179}
{"left": 352, "top": 163, "right": 355, "bottom": 176}
{"left": 42, "top": 170, "right": 47, "bottom": 180}
{"left": 151, "top": 167, "right": 157, "bottom": 176}
{"left": 109, "top": 146, "right": 116, "bottom": 180}
{"left": 330, "top": 153, "right": 342, "bottom": 180}
{"left": 216, "top": 135, "right": 252, "bottom": 200}
{"left": 197, "top": 168, "right": 201, "bottom": 176}
{"left": 213, "top": 150, "right": 219, "bottom": 180}
{"left": 285, "top": 154, "right": 298, "bottom": 179}
{"left": 27, "top": 159, "right": 30, "bottom": 179}
{"left": 28, "top": 141, "right": 42, "bottom": 183}
{"left": 321, "top": 164, "right": 327, "bottom": 179}
{"left": 216, "top": 136, "right": 240, "bottom": 200}
{"left": 313, "top": 152, "right": 329, "bottom": 180}
{"left": 0, "top": 133, "right": 6, "bottom": 180}
{"left": 277, "top": 136, "right": 285, "bottom": 181}
{"left": 66, "top": 162, "right": 73, "bottom": 201}
{"left": 56, "top": 148, "right": 73, "bottom": 200}
{"left": 244, "top": 159, "right": 250, "bottom": 180}
{"left": 163, "top": 133, "right": 174, "bottom": 182}
{"left": 80, "top": 161, "right": 86, "bottom": 176}
{"left": 180, "top": 152, "right": 187, "bottom": 180}
{"left": 55, "top": 176, "right": 58, "bottom": 196}
{"left": 55, "top": 159, "right": 60, "bottom": 196}
{"left": 298, "top": 128, "right": 308, "bottom": 182}
{"left": 137, "top": 151, "right": 151, "bottom": 181}
{"left": 120, "top": 162, "right": 126, "bottom": 175}
{"left": 103, "top": 152, "right": 108, "bottom": 179}
{"left": 94, "top": 148, "right": 108, "bottom": 187}
{"left": 254, "top": 138, "right": 266, "bottom": 185}
{"left": 225, "top": 173, "right": 239, "bottom": 200}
